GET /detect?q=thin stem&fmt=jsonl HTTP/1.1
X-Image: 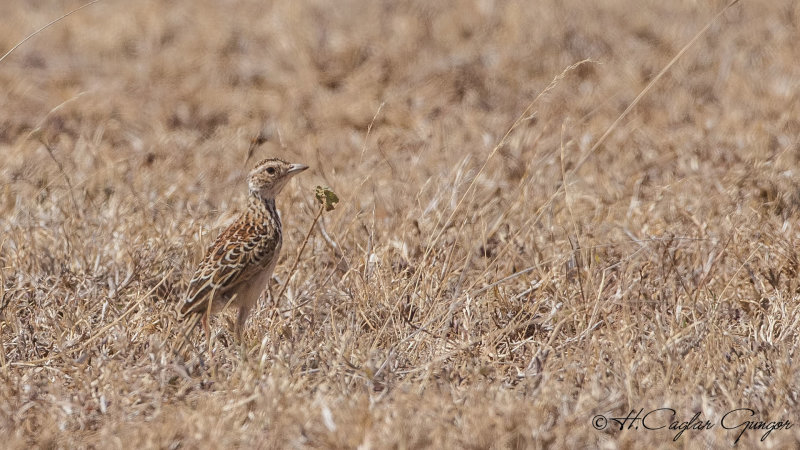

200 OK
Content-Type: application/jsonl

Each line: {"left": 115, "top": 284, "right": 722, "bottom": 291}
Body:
{"left": 275, "top": 205, "right": 324, "bottom": 303}
{"left": 0, "top": 0, "right": 105, "bottom": 66}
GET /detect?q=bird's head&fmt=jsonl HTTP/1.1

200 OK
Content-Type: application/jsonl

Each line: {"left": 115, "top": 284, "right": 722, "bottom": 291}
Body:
{"left": 247, "top": 158, "right": 308, "bottom": 199}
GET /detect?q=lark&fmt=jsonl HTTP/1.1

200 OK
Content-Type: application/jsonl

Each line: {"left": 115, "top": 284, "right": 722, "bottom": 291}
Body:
{"left": 180, "top": 158, "right": 308, "bottom": 344}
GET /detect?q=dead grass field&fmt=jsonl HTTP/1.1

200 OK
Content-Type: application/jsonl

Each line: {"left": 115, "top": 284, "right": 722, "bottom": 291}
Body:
{"left": 2, "top": 0, "right": 800, "bottom": 448}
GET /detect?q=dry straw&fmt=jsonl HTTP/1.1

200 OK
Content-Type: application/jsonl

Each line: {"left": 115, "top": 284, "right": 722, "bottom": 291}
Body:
{"left": 3, "top": 0, "right": 798, "bottom": 448}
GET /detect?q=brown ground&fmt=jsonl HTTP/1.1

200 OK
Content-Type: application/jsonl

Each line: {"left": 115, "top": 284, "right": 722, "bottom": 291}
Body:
{"left": 2, "top": 0, "right": 800, "bottom": 448}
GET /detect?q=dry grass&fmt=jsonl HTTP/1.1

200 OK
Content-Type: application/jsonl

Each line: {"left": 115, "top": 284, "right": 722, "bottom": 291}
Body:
{"left": 2, "top": 0, "right": 800, "bottom": 447}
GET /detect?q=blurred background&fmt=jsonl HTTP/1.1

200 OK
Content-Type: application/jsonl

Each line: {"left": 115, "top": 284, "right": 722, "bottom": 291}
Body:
{"left": 3, "top": 1, "right": 794, "bottom": 217}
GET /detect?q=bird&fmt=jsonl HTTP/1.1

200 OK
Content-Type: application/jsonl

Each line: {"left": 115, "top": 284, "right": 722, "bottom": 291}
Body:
{"left": 180, "top": 158, "right": 308, "bottom": 348}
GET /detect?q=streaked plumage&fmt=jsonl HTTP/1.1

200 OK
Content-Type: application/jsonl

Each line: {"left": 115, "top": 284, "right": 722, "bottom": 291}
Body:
{"left": 181, "top": 158, "right": 308, "bottom": 341}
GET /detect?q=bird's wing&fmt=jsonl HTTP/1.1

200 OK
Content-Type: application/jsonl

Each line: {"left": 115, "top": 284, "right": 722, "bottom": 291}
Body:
{"left": 181, "top": 216, "right": 279, "bottom": 316}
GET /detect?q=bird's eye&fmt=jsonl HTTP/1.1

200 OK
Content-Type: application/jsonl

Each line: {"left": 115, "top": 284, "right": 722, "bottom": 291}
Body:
{"left": 266, "top": 167, "right": 276, "bottom": 174}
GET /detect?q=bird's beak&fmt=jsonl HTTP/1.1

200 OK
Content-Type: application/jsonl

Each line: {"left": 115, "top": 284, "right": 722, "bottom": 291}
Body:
{"left": 287, "top": 163, "right": 309, "bottom": 175}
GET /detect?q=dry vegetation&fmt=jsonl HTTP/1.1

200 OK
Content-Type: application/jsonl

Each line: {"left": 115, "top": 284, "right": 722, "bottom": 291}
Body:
{"left": 1, "top": 0, "right": 800, "bottom": 448}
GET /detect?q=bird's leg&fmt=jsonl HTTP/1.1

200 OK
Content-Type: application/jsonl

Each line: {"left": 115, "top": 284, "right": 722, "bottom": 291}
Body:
{"left": 235, "top": 305, "right": 253, "bottom": 359}
{"left": 235, "top": 305, "right": 252, "bottom": 341}
{"left": 265, "top": 278, "right": 278, "bottom": 322}
{"left": 202, "top": 313, "right": 212, "bottom": 362}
